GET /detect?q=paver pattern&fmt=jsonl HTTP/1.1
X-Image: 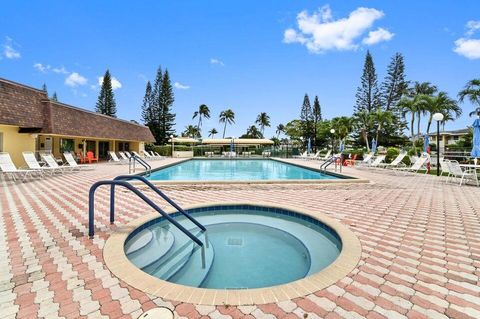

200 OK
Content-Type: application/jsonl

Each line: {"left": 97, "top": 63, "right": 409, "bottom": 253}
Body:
{"left": 1, "top": 158, "right": 480, "bottom": 319}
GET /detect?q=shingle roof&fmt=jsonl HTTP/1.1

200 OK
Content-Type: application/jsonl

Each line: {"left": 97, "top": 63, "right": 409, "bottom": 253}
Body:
{"left": 0, "top": 78, "right": 155, "bottom": 142}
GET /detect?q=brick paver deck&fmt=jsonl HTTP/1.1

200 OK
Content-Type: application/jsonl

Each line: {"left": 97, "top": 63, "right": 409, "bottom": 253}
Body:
{"left": 1, "top": 158, "right": 479, "bottom": 318}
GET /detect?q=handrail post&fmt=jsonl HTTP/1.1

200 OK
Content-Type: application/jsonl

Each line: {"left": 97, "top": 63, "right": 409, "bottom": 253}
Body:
{"left": 110, "top": 184, "right": 115, "bottom": 224}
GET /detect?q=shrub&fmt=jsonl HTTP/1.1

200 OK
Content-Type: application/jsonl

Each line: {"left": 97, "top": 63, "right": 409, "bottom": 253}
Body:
{"left": 386, "top": 147, "right": 400, "bottom": 163}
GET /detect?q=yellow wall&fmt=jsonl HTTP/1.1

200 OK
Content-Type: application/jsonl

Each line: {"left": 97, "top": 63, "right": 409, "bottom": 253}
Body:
{"left": 0, "top": 124, "right": 36, "bottom": 167}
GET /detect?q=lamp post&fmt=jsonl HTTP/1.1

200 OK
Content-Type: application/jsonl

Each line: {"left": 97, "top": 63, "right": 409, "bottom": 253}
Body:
{"left": 170, "top": 135, "right": 174, "bottom": 158}
{"left": 432, "top": 113, "right": 444, "bottom": 176}
{"left": 330, "top": 129, "right": 335, "bottom": 154}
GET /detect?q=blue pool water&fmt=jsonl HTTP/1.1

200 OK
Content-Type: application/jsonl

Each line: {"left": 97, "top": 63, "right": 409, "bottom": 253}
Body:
{"left": 146, "top": 159, "right": 340, "bottom": 181}
{"left": 125, "top": 205, "right": 342, "bottom": 289}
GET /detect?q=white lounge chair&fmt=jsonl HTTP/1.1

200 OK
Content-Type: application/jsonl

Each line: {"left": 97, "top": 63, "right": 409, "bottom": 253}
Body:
{"left": 41, "top": 154, "right": 73, "bottom": 173}
{"left": 132, "top": 151, "right": 147, "bottom": 159}
{"left": 64, "top": 152, "right": 95, "bottom": 170}
{"left": 306, "top": 151, "right": 321, "bottom": 160}
{"left": 356, "top": 153, "right": 374, "bottom": 166}
{"left": 118, "top": 151, "right": 130, "bottom": 161}
{"left": 378, "top": 152, "right": 407, "bottom": 169}
{"left": 0, "top": 152, "right": 39, "bottom": 182}
{"left": 439, "top": 158, "right": 450, "bottom": 177}
{"left": 22, "top": 151, "right": 60, "bottom": 176}
{"left": 445, "top": 160, "right": 479, "bottom": 186}
{"left": 293, "top": 151, "right": 307, "bottom": 159}
{"left": 108, "top": 151, "right": 127, "bottom": 164}
{"left": 367, "top": 155, "right": 386, "bottom": 168}
{"left": 153, "top": 152, "right": 165, "bottom": 159}
{"left": 393, "top": 155, "right": 429, "bottom": 175}
{"left": 145, "top": 151, "right": 162, "bottom": 160}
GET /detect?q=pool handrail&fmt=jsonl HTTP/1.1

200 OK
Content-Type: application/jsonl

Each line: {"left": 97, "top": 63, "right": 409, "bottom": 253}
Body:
{"left": 129, "top": 155, "right": 151, "bottom": 175}
{"left": 88, "top": 179, "right": 203, "bottom": 247}
{"left": 112, "top": 175, "right": 206, "bottom": 231}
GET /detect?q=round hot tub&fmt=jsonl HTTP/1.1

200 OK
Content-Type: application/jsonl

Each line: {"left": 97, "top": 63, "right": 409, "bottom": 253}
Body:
{"left": 104, "top": 203, "right": 361, "bottom": 305}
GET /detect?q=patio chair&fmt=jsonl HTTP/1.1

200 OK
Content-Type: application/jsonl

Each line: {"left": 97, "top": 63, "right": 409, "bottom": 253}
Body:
{"left": 124, "top": 151, "right": 132, "bottom": 158}
{"left": 64, "top": 152, "right": 95, "bottom": 170}
{"left": 445, "top": 160, "right": 479, "bottom": 186}
{"left": 132, "top": 151, "right": 145, "bottom": 159}
{"left": 356, "top": 153, "right": 374, "bottom": 166}
{"left": 118, "top": 151, "right": 130, "bottom": 161}
{"left": 76, "top": 152, "right": 87, "bottom": 164}
{"left": 108, "top": 151, "right": 127, "bottom": 164}
{"left": 22, "top": 151, "right": 60, "bottom": 176}
{"left": 367, "top": 155, "right": 386, "bottom": 168}
{"left": 153, "top": 152, "right": 165, "bottom": 159}
{"left": 439, "top": 158, "right": 450, "bottom": 177}
{"left": 343, "top": 154, "right": 358, "bottom": 166}
{"left": 86, "top": 151, "right": 99, "bottom": 164}
{"left": 146, "top": 151, "right": 163, "bottom": 160}
{"left": 393, "top": 155, "right": 429, "bottom": 175}
{"left": 41, "top": 154, "right": 73, "bottom": 173}
{"left": 307, "top": 151, "right": 321, "bottom": 160}
{"left": 293, "top": 151, "right": 307, "bottom": 159}
{"left": 0, "top": 152, "right": 40, "bottom": 182}
{"left": 378, "top": 152, "right": 408, "bottom": 169}
{"left": 317, "top": 150, "right": 332, "bottom": 161}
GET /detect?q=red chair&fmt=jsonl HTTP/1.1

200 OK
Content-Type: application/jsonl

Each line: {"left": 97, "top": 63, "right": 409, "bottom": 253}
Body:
{"left": 344, "top": 154, "right": 358, "bottom": 166}
{"left": 86, "top": 151, "right": 98, "bottom": 164}
{"left": 76, "top": 152, "right": 86, "bottom": 164}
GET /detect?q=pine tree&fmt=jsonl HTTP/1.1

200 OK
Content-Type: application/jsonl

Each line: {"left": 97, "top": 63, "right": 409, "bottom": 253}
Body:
{"left": 42, "top": 83, "right": 48, "bottom": 95}
{"left": 300, "top": 94, "right": 314, "bottom": 148}
{"left": 149, "top": 67, "right": 163, "bottom": 143}
{"left": 95, "top": 70, "right": 117, "bottom": 117}
{"left": 141, "top": 81, "right": 159, "bottom": 141}
{"left": 312, "top": 96, "right": 322, "bottom": 151}
{"left": 355, "top": 50, "right": 381, "bottom": 114}
{"left": 158, "top": 69, "right": 175, "bottom": 144}
{"left": 51, "top": 92, "right": 58, "bottom": 101}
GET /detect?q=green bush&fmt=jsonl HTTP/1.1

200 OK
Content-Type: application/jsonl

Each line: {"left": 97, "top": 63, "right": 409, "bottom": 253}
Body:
{"left": 386, "top": 147, "right": 400, "bottom": 163}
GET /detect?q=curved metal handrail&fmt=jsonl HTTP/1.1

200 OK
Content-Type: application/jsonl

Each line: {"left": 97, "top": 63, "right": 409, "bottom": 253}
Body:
{"left": 112, "top": 175, "right": 206, "bottom": 231}
{"left": 88, "top": 180, "right": 203, "bottom": 247}
{"left": 129, "top": 155, "right": 151, "bottom": 175}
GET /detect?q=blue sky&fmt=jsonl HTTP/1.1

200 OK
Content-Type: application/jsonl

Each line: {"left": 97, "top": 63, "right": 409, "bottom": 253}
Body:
{"left": 1, "top": 1, "right": 479, "bottom": 138}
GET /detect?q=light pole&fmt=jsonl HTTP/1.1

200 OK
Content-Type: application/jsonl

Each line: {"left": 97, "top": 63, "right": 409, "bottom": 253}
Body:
{"left": 170, "top": 135, "right": 174, "bottom": 158}
{"left": 432, "top": 113, "right": 444, "bottom": 176}
{"left": 330, "top": 129, "right": 335, "bottom": 154}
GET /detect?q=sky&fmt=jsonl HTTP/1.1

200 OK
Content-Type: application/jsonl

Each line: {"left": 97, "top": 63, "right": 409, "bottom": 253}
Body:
{"left": 1, "top": 1, "right": 479, "bottom": 138}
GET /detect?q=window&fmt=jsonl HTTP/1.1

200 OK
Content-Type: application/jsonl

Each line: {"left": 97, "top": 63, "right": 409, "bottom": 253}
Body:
{"left": 453, "top": 136, "right": 459, "bottom": 141}
{"left": 0, "top": 132, "right": 3, "bottom": 152}
{"left": 60, "top": 138, "right": 74, "bottom": 153}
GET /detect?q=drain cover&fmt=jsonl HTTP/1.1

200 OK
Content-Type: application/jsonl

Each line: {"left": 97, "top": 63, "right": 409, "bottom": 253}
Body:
{"left": 138, "top": 307, "right": 174, "bottom": 319}
{"left": 227, "top": 237, "right": 243, "bottom": 246}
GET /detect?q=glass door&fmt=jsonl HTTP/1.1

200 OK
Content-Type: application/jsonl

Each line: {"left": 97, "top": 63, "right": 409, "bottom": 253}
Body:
{"left": 98, "top": 141, "right": 110, "bottom": 159}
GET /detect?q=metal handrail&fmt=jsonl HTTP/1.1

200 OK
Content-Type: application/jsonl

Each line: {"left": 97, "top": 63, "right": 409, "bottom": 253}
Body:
{"left": 129, "top": 155, "right": 151, "bottom": 175}
{"left": 88, "top": 180, "right": 203, "bottom": 247}
{"left": 112, "top": 175, "right": 206, "bottom": 231}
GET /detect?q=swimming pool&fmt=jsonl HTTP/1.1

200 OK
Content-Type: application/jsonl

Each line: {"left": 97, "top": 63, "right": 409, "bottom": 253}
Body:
{"left": 124, "top": 205, "right": 341, "bottom": 289}
{"left": 146, "top": 159, "right": 343, "bottom": 181}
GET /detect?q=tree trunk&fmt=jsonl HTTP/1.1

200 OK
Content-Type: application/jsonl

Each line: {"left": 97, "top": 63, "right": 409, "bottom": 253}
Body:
{"left": 376, "top": 123, "right": 381, "bottom": 146}
{"left": 410, "top": 114, "right": 415, "bottom": 147}
{"left": 222, "top": 122, "right": 227, "bottom": 138}
{"left": 426, "top": 114, "right": 433, "bottom": 134}
{"left": 363, "top": 131, "right": 370, "bottom": 152}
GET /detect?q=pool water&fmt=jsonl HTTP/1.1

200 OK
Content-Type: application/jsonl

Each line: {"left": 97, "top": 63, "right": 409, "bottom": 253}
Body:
{"left": 125, "top": 206, "right": 342, "bottom": 289}
{"left": 146, "top": 159, "right": 340, "bottom": 181}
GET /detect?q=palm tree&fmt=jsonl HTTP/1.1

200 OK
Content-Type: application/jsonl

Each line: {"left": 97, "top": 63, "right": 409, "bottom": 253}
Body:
{"left": 208, "top": 128, "right": 218, "bottom": 138}
{"left": 458, "top": 79, "right": 480, "bottom": 117}
{"left": 192, "top": 104, "right": 210, "bottom": 133}
{"left": 411, "top": 82, "right": 437, "bottom": 137}
{"left": 183, "top": 125, "right": 200, "bottom": 138}
{"left": 399, "top": 97, "right": 418, "bottom": 147}
{"left": 255, "top": 112, "right": 271, "bottom": 136}
{"left": 276, "top": 124, "right": 285, "bottom": 138}
{"left": 420, "top": 92, "right": 461, "bottom": 134}
{"left": 219, "top": 109, "right": 235, "bottom": 138}
{"left": 354, "top": 110, "right": 374, "bottom": 151}
{"left": 372, "top": 109, "right": 394, "bottom": 144}
{"left": 245, "top": 125, "right": 262, "bottom": 138}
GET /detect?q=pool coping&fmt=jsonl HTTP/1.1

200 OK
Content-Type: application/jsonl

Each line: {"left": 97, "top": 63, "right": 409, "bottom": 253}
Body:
{"left": 103, "top": 202, "right": 362, "bottom": 305}
{"left": 138, "top": 157, "right": 370, "bottom": 185}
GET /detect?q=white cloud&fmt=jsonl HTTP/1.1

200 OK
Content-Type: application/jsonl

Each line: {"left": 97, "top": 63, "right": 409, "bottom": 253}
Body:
{"left": 210, "top": 58, "right": 225, "bottom": 66}
{"left": 174, "top": 82, "right": 190, "bottom": 90}
{"left": 466, "top": 20, "right": 480, "bottom": 36}
{"left": 52, "top": 66, "right": 68, "bottom": 74}
{"left": 65, "top": 72, "right": 88, "bottom": 87}
{"left": 283, "top": 5, "right": 391, "bottom": 53}
{"left": 454, "top": 38, "right": 480, "bottom": 59}
{"left": 3, "top": 37, "right": 21, "bottom": 59}
{"left": 33, "top": 63, "right": 50, "bottom": 73}
{"left": 362, "top": 27, "right": 394, "bottom": 45}
{"left": 97, "top": 76, "right": 122, "bottom": 90}
{"left": 454, "top": 21, "right": 480, "bottom": 59}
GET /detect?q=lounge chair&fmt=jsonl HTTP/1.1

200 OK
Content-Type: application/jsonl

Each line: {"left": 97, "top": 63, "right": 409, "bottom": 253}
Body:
{"left": 118, "top": 151, "right": 130, "bottom": 161}
{"left": 153, "top": 152, "right": 165, "bottom": 159}
{"left": 366, "top": 155, "right": 386, "bottom": 168}
{"left": 64, "top": 152, "right": 95, "bottom": 170}
{"left": 306, "top": 151, "right": 321, "bottom": 160}
{"left": 393, "top": 155, "right": 429, "bottom": 175}
{"left": 145, "top": 151, "right": 162, "bottom": 160}
{"left": 356, "top": 153, "right": 374, "bottom": 166}
{"left": 293, "top": 151, "right": 307, "bottom": 159}
{"left": 41, "top": 154, "right": 73, "bottom": 173}
{"left": 124, "top": 151, "right": 132, "bottom": 158}
{"left": 0, "top": 152, "right": 40, "bottom": 182}
{"left": 378, "top": 152, "right": 407, "bottom": 169}
{"left": 317, "top": 150, "right": 332, "bottom": 161}
{"left": 445, "top": 160, "right": 479, "bottom": 186}
{"left": 108, "top": 151, "right": 127, "bottom": 164}
{"left": 22, "top": 151, "right": 61, "bottom": 176}
{"left": 132, "top": 151, "right": 145, "bottom": 159}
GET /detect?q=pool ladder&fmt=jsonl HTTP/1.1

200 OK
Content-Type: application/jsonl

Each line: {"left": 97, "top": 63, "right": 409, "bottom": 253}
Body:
{"left": 88, "top": 175, "right": 206, "bottom": 248}
{"left": 320, "top": 155, "right": 342, "bottom": 173}
{"left": 129, "top": 155, "right": 151, "bottom": 176}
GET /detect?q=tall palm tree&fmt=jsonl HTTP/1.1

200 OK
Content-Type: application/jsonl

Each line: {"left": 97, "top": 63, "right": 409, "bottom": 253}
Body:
{"left": 372, "top": 109, "right": 394, "bottom": 144}
{"left": 458, "top": 79, "right": 480, "bottom": 117}
{"left": 276, "top": 124, "right": 285, "bottom": 138}
{"left": 183, "top": 125, "right": 200, "bottom": 138}
{"left": 219, "top": 109, "right": 235, "bottom": 138}
{"left": 411, "top": 81, "right": 438, "bottom": 137}
{"left": 192, "top": 104, "right": 210, "bottom": 133}
{"left": 399, "top": 97, "right": 419, "bottom": 147}
{"left": 354, "top": 110, "right": 374, "bottom": 151}
{"left": 255, "top": 112, "right": 271, "bottom": 136}
{"left": 208, "top": 128, "right": 218, "bottom": 138}
{"left": 246, "top": 125, "right": 262, "bottom": 138}
{"left": 420, "top": 92, "right": 461, "bottom": 134}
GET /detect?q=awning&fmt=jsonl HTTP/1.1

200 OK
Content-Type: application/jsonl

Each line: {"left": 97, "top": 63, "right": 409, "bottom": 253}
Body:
{"left": 201, "top": 138, "right": 274, "bottom": 145}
